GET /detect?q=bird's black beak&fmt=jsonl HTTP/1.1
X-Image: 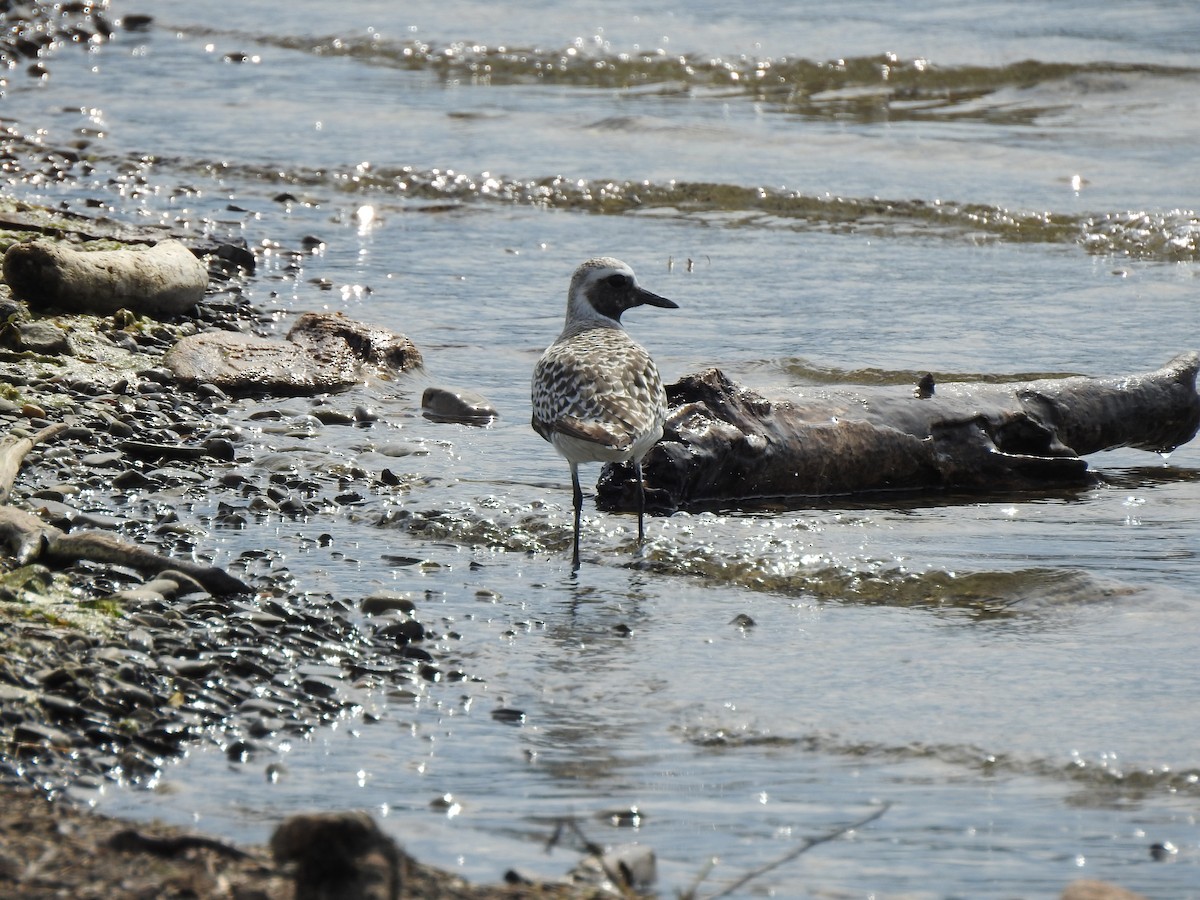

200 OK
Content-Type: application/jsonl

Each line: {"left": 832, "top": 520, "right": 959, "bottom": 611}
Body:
{"left": 635, "top": 286, "right": 679, "bottom": 309}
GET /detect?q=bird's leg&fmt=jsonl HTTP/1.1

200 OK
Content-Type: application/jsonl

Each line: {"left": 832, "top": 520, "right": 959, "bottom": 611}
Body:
{"left": 635, "top": 460, "right": 646, "bottom": 545}
{"left": 570, "top": 462, "right": 582, "bottom": 570}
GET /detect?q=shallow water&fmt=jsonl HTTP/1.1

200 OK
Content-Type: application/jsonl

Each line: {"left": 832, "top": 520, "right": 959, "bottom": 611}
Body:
{"left": 4, "top": 1, "right": 1200, "bottom": 896}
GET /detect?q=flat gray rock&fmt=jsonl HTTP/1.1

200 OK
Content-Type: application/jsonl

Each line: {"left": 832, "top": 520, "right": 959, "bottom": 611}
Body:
{"left": 163, "top": 311, "right": 423, "bottom": 395}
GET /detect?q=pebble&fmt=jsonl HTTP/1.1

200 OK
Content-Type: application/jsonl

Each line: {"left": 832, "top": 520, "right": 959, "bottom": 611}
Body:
{"left": 311, "top": 406, "right": 355, "bottom": 425}
{"left": 16, "top": 321, "right": 71, "bottom": 353}
{"left": 140, "top": 577, "right": 181, "bottom": 598}
{"left": 374, "top": 618, "right": 426, "bottom": 645}
{"left": 420, "top": 385, "right": 498, "bottom": 425}
{"left": 299, "top": 675, "right": 342, "bottom": 699}
{"left": 360, "top": 592, "right": 418, "bottom": 615}
{"left": 80, "top": 451, "right": 124, "bottom": 468}
{"left": 105, "top": 588, "right": 169, "bottom": 608}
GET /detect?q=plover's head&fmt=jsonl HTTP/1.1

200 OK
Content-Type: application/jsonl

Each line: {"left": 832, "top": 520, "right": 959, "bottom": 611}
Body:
{"left": 566, "top": 257, "right": 678, "bottom": 326}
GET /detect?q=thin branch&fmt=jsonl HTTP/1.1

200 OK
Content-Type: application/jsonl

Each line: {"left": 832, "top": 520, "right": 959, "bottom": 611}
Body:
{"left": 694, "top": 801, "right": 892, "bottom": 900}
{"left": 0, "top": 422, "right": 67, "bottom": 502}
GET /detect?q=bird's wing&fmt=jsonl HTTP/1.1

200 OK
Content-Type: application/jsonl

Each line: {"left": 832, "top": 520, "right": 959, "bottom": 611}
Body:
{"left": 551, "top": 415, "right": 633, "bottom": 449}
{"left": 531, "top": 333, "right": 664, "bottom": 449}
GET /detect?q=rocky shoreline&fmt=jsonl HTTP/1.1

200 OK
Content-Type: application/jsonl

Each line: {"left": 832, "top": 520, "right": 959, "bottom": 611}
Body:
{"left": 0, "top": 202, "right": 625, "bottom": 898}
{"left": 0, "top": 8, "right": 583, "bottom": 889}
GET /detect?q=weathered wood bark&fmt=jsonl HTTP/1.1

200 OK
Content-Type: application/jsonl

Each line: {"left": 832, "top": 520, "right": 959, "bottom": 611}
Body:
{"left": 0, "top": 505, "right": 249, "bottom": 596}
{"left": 596, "top": 352, "right": 1200, "bottom": 513}
{"left": 3, "top": 239, "right": 208, "bottom": 316}
{"left": 0, "top": 423, "right": 67, "bottom": 502}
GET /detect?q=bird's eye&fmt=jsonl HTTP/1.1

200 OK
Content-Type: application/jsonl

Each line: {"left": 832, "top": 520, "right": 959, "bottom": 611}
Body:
{"left": 605, "top": 274, "right": 630, "bottom": 289}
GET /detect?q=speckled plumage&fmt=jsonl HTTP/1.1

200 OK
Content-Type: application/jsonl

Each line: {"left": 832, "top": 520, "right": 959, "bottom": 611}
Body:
{"left": 531, "top": 257, "right": 678, "bottom": 567}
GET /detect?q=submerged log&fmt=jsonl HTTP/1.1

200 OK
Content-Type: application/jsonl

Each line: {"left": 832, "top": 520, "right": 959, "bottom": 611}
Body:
{"left": 3, "top": 239, "right": 208, "bottom": 317}
{"left": 596, "top": 352, "right": 1200, "bottom": 513}
{"left": 0, "top": 505, "right": 250, "bottom": 596}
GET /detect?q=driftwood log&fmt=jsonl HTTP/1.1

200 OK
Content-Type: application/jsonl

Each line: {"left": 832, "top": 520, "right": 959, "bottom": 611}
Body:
{"left": 3, "top": 239, "right": 208, "bottom": 316}
{"left": 0, "top": 504, "right": 250, "bottom": 596}
{"left": 597, "top": 352, "right": 1200, "bottom": 513}
{"left": 0, "top": 423, "right": 67, "bottom": 503}
{"left": 0, "top": 425, "right": 249, "bottom": 596}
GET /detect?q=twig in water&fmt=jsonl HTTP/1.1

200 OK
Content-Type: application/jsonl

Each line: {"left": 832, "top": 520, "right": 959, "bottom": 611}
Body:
{"left": 689, "top": 801, "right": 892, "bottom": 900}
{"left": 545, "top": 818, "right": 605, "bottom": 856}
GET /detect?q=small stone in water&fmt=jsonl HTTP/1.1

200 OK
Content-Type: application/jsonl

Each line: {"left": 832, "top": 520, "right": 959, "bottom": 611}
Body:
{"left": 599, "top": 806, "right": 646, "bottom": 828}
{"left": 1150, "top": 841, "right": 1178, "bottom": 861}
{"left": 226, "top": 739, "right": 256, "bottom": 762}
{"left": 420, "top": 385, "right": 498, "bottom": 426}
{"left": 491, "top": 707, "right": 526, "bottom": 725}
{"left": 360, "top": 592, "right": 417, "bottom": 616}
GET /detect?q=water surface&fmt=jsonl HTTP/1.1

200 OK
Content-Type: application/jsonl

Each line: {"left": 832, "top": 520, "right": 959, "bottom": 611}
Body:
{"left": 3, "top": 1, "right": 1199, "bottom": 896}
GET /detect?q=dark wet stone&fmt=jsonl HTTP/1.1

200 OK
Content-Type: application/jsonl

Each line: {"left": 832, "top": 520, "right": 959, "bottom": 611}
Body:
{"left": 360, "top": 592, "right": 417, "bottom": 616}
{"left": 1150, "top": 841, "right": 1178, "bottom": 861}
{"left": 14, "top": 721, "right": 73, "bottom": 750}
{"left": 111, "top": 469, "right": 156, "bottom": 489}
{"left": 161, "top": 657, "right": 216, "bottom": 679}
{"left": 598, "top": 806, "right": 647, "bottom": 827}
{"left": 420, "top": 385, "right": 498, "bottom": 425}
{"left": 491, "top": 708, "right": 526, "bottom": 725}
{"left": 113, "top": 684, "right": 157, "bottom": 710}
{"left": 36, "top": 666, "right": 90, "bottom": 691}
{"left": 121, "top": 14, "right": 154, "bottom": 31}
{"left": 138, "top": 366, "right": 174, "bottom": 384}
{"left": 59, "top": 425, "right": 94, "bottom": 441}
{"left": 74, "top": 511, "right": 128, "bottom": 530}
{"left": 28, "top": 498, "right": 77, "bottom": 527}
{"left": 247, "top": 716, "right": 286, "bottom": 739}
{"left": 374, "top": 618, "right": 425, "bottom": 645}
{"left": 144, "top": 719, "right": 192, "bottom": 745}
{"left": 311, "top": 406, "right": 355, "bottom": 425}
{"left": 37, "top": 694, "right": 82, "bottom": 721}
{"left": 225, "top": 739, "right": 258, "bottom": 762}
{"left": 402, "top": 646, "right": 434, "bottom": 664}
{"left": 127, "top": 612, "right": 175, "bottom": 629}
{"left": 145, "top": 465, "right": 207, "bottom": 483}
{"left": 299, "top": 675, "right": 342, "bottom": 699}
{"left": 11, "top": 300, "right": 82, "bottom": 355}
{"left": 98, "top": 412, "right": 135, "bottom": 437}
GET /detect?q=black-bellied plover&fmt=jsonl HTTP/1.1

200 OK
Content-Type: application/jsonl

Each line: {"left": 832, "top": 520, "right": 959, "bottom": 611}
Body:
{"left": 531, "top": 257, "right": 678, "bottom": 568}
